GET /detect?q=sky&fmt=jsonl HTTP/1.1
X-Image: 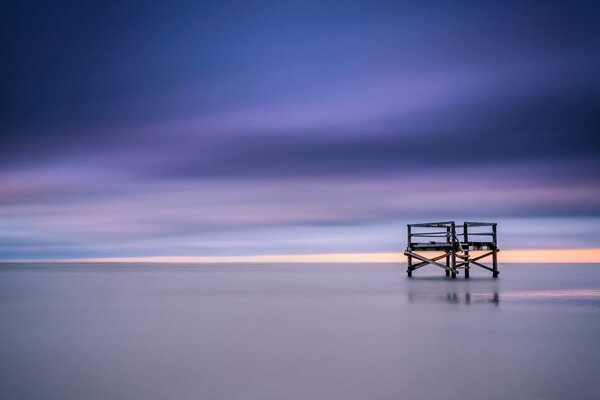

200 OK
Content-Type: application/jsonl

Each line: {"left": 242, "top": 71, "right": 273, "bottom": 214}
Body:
{"left": 1, "top": 1, "right": 600, "bottom": 261}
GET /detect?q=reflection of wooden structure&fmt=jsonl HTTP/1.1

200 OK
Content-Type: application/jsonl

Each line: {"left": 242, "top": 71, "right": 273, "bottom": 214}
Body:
{"left": 404, "top": 221, "right": 499, "bottom": 279}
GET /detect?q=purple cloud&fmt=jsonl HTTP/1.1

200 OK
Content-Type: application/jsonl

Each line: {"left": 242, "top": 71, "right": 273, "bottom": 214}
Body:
{"left": 1, "top": 1, "right": 599, "bottom": 259}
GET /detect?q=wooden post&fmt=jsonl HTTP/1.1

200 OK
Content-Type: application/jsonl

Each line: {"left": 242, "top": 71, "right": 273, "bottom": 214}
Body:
{"left": 492, "top": 224, "right": 498, "bottom": 278}
{"left": 445, "top": 226, "right": 450, "bottom": 277}
{"left": 407, "top": 225, "right": 412, "bottom": 277}
{"left": 451, "top": 222, "right": 457, "bottom": 279}
{"left": 463, "top": 222, "right": 470, "bottom": 279}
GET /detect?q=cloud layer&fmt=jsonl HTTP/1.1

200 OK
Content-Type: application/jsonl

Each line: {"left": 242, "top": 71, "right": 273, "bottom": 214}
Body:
{"left": 1, "top": 1, "right": 599, "bottom": 259}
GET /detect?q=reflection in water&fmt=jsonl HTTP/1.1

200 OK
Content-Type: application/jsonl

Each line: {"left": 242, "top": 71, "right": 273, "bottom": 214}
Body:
{"left": 500, "top": 289, "right": 600, "bottom": 307}
{"left": 408, "top": 288, "right": 600, "bottom": 306}
{"left": 408, "top": 291, "right": 500, "bottom": 305}
{"left": 501, "top": 289, "right": 600, "bottom": 298}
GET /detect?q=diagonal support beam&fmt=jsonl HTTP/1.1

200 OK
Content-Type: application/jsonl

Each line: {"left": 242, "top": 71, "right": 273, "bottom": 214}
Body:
{"left": 455, "top": 251, "right": 496, "bottom": 272}
{"left": 455, "top": 251, "right": 494, "bottom": 263}
{"left": 409, "top": 253, "right": 449, "bottom": 270}
{"left": 469, "top": 260, "right": 496, "bottom": 272}
{"left": 404, "top": 251, "right": 457, "bottom": 273}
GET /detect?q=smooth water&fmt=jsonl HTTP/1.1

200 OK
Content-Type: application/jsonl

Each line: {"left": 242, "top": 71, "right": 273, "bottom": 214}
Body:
{"left": 1, "top": 263, "right": 599, "bottom": 400}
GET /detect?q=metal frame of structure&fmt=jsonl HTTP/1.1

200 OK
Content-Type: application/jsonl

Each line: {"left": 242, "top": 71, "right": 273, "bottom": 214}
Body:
{"left": 404, "top": 221, "right": 499, "bottom": 279}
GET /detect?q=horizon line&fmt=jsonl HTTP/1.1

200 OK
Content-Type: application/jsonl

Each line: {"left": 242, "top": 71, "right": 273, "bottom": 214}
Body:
{"left": 2, "top": 248, "right": 600, "bottom": 264}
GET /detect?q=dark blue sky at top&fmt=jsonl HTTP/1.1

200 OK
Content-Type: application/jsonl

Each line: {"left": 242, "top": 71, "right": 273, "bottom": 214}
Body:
{"left": 1, "top": 1, "right": 600, "bottom": 259}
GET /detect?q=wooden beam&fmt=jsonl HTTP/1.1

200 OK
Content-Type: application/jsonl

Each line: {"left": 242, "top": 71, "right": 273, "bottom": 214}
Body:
{"left": 410, "top": 232, "right": 451, "bottom": 237}
{"left": 456, "top": 251, "right": 494, "bottom": 263}
{"left": 410, "top": 253, "right": 449, "bottom": 270}
{"left": 464, "top": 222, "right": 496, "bottom": 227}
{"left": 408, "top": 221, "right": 454, "bottom": 228}
{"left": 469, "top": 259, "right": 496, "bottom": 273}
{"left": 404, "top": 251, "right": 457, "bottom": 273}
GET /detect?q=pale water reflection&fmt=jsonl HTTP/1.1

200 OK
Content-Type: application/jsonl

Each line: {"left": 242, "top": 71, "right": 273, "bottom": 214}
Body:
{"left": 1, "top": 263, "right": 599, "bottom": 400}
{"left": 408, "top": 290, "right": 500, "bottom": 305}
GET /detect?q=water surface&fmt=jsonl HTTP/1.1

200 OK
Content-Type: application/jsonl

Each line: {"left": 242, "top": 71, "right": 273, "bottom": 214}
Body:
{"left": 1, "top": 263, "right": 599, "bottom": 400}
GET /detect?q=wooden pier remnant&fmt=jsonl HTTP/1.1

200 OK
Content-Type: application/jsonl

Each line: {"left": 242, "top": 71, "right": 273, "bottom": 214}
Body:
{"left": 404, "top": 221, "right": 499, "bottom": 279}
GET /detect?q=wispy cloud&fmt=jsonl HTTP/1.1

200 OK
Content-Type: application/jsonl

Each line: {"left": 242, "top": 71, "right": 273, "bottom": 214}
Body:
{"left": 1, "top": 1, "right": 599, "bottom": 259}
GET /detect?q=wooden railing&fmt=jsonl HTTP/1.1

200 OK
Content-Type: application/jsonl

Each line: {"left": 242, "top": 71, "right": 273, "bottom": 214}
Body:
{"left": 407, "top": 221, "right": 497, "bottom": 248}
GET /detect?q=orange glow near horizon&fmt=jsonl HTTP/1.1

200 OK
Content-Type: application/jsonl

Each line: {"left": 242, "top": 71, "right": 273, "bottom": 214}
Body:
{"left": 497, "top": 248, "right": 600, "bottom": 263}
{"left": 5, "top": 248, "right": 600, "bottom": 263}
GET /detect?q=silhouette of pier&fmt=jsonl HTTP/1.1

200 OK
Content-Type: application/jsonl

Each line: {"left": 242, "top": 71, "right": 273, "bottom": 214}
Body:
{"left": 404, "top": 221, "right": 499, "bottom": 279}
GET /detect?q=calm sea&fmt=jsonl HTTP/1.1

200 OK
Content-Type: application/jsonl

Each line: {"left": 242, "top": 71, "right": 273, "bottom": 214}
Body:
{"left": 1, "top": 263, "right": 599, "bottom": 400}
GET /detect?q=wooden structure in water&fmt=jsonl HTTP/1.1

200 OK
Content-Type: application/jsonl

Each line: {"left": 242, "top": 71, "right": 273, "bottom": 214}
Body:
{"left": 404, "top": 221, "right": 499, "bottom": 279}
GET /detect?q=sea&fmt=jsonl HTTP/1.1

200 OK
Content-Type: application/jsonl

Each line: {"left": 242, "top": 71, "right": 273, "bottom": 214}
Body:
{"left": 1, "top": 263, "right": 599, "bottom": 400}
